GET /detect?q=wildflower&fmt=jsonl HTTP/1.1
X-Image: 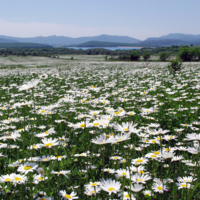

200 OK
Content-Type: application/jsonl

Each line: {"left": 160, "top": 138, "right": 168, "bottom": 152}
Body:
{"left": 58, "top": 190, "right": 78, "bottom": 199}
{"left": 132, "top": 157, "right": 149, "bottom": 165}
{"left": 17, "top": 162, "right": 38, "bottom": 174}
{"left": 125, "top": 183, "right": 145, "bottom": 192}
{"left": 176, "top": 182, "right": 192, "bottom": 190}
{"left": 100, "top": 178, "right": 121, "bottom": 195}
{"left": 41, "top": 138, "right": 59, "bottom": 148}
{"left": 152, "top": 182, "right": 168, "bottom": 193}
{"left": 19, "top": 79, "right": 40, "bottom": 91}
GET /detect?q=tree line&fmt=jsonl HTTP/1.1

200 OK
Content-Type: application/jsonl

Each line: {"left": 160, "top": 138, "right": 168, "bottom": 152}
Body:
{"left": 0, "top": 46, "right": 200, "bottom": 61}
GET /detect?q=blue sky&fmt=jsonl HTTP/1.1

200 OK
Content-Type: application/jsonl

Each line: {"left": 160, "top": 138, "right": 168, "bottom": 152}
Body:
{"left": 0, "top": 0, "right": 199, "bottom": 40}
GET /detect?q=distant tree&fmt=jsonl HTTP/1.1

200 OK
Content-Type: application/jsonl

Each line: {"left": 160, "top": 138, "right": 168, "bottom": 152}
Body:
{"left": 178, "top": 47, "right": 196, "bottom": 61}
{"left": 130, "top": 51, "right": 140, "bottom": 61}
{"left": 159, "top": 52, "right": 170, "bottom": 61}
{"left": 143, "top": 52, "right": 151, "bottom": 61}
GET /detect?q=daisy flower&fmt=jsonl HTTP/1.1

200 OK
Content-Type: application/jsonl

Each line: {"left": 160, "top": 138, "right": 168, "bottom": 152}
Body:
{"left": 176, "top": 182, "right": 192, "bottom": 190}
{"left": 84, "top": 185, "right": 101, "bottom": 196}
{"left": 17, "top": 162, "right": 38, "bottom": 174}
{"left": 19, "top": 79, "right": 40, "bottom": 91}
{"left": 125, "top": 183, "right": 145, "bottom": 192}
{"left": 100, "top": 178, "right": 121, "bottom": 195}
{"left": 143, "top": 190, "right": 152, "bottom": 197}
{"left": 152, "top": 182, "right": 168, "bottom": 193}
{"left": 58, "top": 190, "right": 78, "bottom": 199}
{"left": 41, "top": 138, "right": 59, "bottom": 148}
{"left": 131, "top": 157, "right": 149, "bottom": 165}
{"left": 119, "top": 191, "right": 136, "bottom": 200}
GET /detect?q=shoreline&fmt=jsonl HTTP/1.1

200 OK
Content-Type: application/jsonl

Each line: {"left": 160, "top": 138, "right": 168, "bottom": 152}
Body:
{"left": 118, "top": 46, "right": 143, "bottom": 48}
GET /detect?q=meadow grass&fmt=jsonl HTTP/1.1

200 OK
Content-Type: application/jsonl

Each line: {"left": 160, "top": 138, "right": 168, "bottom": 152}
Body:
{"left": 0, "top": 60, "right": 200, "bottom": 199}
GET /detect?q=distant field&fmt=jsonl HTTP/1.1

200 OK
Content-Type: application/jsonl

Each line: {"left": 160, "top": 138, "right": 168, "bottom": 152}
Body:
{"left": 0, "top": 55, "right": 179, "bottom": 68}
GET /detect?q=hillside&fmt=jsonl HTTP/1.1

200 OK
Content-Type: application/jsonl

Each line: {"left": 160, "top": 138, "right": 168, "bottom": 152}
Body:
{"left": 136, "top": 39, "right": 190, "bottom": 46}
{"left": 0, "top": 34, "right": 141, "bottom": 46}
{"left": 0, "top": 38, "right": 18, "bottom": 43}
{"left": 66, "top": 41, "right": 146, "bottom": 47}
{"left": 0, "top": 43, "right": 52, "bottom": 48}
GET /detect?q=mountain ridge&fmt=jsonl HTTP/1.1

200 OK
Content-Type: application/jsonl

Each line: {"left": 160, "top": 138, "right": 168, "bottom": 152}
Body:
{"left": 0, "top": 33, "right": 200, "bottom": 47}
{"left": 0, "top": 34, "right": 141, "bottom": 46}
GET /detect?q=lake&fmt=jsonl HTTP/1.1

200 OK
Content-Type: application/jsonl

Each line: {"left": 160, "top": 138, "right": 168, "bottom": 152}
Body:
{"left": 67, "top": 47, "right": 142, "bottom": 51}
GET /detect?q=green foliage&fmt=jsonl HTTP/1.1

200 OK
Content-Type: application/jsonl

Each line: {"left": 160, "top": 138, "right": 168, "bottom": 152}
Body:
{"left": 177, "top": 47, "right": 196, "bottom": 61}
{"left": 130, "top": 51, "right": 140, "bottom": 61}
{"left": 196, "top": 48, "right": 200, "bottom": 60}
{"left": 143, "top": 52, "right": 151, "bottom": 61}
{"left": 71, "top": 57, "right": 73, "bottom": 60}
{"left": 159, "top": 52, "right": 170, "bottom": 61}
{"left": 167, "top": 57, "right": 182, "bottom": 76}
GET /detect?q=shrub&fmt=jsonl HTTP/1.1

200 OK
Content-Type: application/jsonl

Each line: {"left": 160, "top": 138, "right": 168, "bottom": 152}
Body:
{"left": 143, "top": 52, "right": 151, "bottom": 61}
{"left": 159, "top": 52, "right": 170, "bottom": 61}
{"left": 130, "top": 51, "right": 140, "bottom": 61}
{"left": 167, "top": 57, "right": 182, "bottom": 76}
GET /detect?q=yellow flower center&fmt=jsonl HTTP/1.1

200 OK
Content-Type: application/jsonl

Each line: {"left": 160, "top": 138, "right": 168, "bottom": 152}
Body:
{"left": 136, "top": 159, "right": 143, "bottom": 163}
{"left": 124, "top": 128, "right": 129, "bottom": 131}
{"left": 113, "top": 157, "right": 119, "bottom": 159}
{"left": 92, "top": 191, "right": 96, "bottom": 194}
{"left": 91, "top": 183, "right": 97, "bottom": 186}
{"left": 24, "top": 166, "right": 32, "bottom": 170}
{"left": 106, "top": 135, "right": 110, "bottom": 138}
{"left": 45, "top": 143, "right": 53, "bottom": 147}
{"left": 115, "top": 112, "right": 120, "bottom": 115}
{"left": 181, "top": 184, "right": 187, "bottom": 187}
{"left": 45, "top": 131, "right": 49, "bottom": 134}
{"left": 157, "top": 186, "right": 162, "bottom": 190}
{"left": 108, "top": 188, "right": 115, "bottom": 191}
{"left": 40, "top": 110, "right": 45, "bottom": 113}
{"left": 5, "top": 178, "right": 11, "bottom": 181}
{"left": 139, "top": 171, "right": 145, "bottom": 174}
{"left": 93, "top": 123, "right": 100, "bottom": 126}
{"left": 125, "top": 194, "right": 130, "bottom": 198}
{"left": 64, "top": 195, "right": 71, "bottom": 198}
{"left": 40, "top": 171, "right": 44, "bottom": 174}
{"left": 80, "top": 124, "right": 85, "bottom": 128}
{"left": 14, "top": 177, "right": 22, "bottom": 181}
{"left": 121, "top": 172, "right": 127, "bottom": 175}
{"left": 151, "top": 155, "right": 157, "bottom": 157}
{"left": 38, "top": 177, "right": 43, "bottom": 180}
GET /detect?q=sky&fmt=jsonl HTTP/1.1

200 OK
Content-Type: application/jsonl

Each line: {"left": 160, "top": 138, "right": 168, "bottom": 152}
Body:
{"left": 0, "top": 0, "right": 200, "bottom": 40}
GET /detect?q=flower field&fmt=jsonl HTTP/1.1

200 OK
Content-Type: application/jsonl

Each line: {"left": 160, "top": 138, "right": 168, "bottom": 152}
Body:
{"left": 0, "top": 63, "right": 200, "bottom": 200}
